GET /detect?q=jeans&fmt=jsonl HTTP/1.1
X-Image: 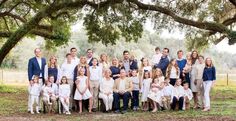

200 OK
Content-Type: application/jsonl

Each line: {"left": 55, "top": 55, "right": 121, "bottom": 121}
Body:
{"left": 113, "top": 92, "right": 131, "bottom": 111}
{"left": 171, "top": 96, "right": 184, "bottom": 110}
{"left": 131, "top": 90, "right": 139, "bottom": 108}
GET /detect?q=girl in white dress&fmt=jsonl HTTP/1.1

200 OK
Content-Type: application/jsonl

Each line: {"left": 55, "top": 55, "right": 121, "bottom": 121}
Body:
{"left": 139, "top": 57, "right": 152, "bottom": 81}
{"left": 74, "top": 67, "right": 93, "bottom": 113}
{"left": 148, "top": 68, "right": 164, "bottom": 112}
{"left": 59, "top": 76, "right": 71, "bottom": 115}
{"left": 42, "top": 81, "right": 54, "bottom": 106}
{"left": 99, "top": 69, "right": 114, "bottom": 112}
{"left": 28, "top": 75, "right": 41, "bottom": 114}
{"left": 141, "top": 71, "right": 152, "bottom": 111}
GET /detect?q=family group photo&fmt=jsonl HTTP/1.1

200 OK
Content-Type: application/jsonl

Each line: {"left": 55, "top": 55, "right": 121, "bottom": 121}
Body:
{"left": 0, "top": 0, "right": 236, "bottom": 121}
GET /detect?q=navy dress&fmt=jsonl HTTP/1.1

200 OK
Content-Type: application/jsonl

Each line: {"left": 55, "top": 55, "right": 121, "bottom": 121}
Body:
{"left": 110, "top": 66, "right": 120, "bottom": 80}
{"left": 47, "top": 67, "right": 58, "bottom": 83}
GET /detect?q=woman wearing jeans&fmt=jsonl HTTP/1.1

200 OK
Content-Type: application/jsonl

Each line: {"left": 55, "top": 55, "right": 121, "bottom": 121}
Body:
{"left": 202, "top": 57, "right": 216, "bottom": 112}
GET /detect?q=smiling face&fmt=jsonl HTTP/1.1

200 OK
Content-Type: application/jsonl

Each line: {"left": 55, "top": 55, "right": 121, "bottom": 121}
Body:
{"left": 34, "top": 48, "right": 41, "bottom": 58}
{"left": 61, "top": 77, "right": 67, "bottom": 84}
{"left": 87, "top": 49, "right": 93, "bottom": 58}
{"left": 120, "top": 69, "right": 126, "bottom": 78}
{"left": 123, "top": 52, "right": 129, "bottom": 60}
{"left": 70, "top": 48, "right": 77, "bottom": 57}
{"left": 48, "top": 76, "right": 54, "bottom": 83}
{"left": 104, "top": 69, "right": 111, "bottom": 78}
{"left": 92, "top": 58, "right": 98, "bottom": 66}
{"left": 177, "top": 51, "right": 183, "bottom": 59}
{"left": 79, "top": 68, "right": 85, "bottom": 76}
{"left": 206, "top": 58, "right": 212, "bottom": 67}
{"left": 112, "top": 58, "right": 118, "bottom": 66}
{"left": 80, "top": 56, "right": 87, "bottom": 64}
{"left": 175, "top": 79, "right": 182, "bottom": 86}
{"left": 142, "top": 58, "right": 148, "bottom": 66}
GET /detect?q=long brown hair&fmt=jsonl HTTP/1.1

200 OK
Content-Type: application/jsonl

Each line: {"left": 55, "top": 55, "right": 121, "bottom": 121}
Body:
{"left": 166, "top": 59, "right": 179, "bottom": 78}
{"left": 205, "top": 57, "right": 214, "bottom": 67}
{"left": 191, "top": 50, "right": 199, "bottom": 65}
{"left": 60, "top": 76, "right": 68, "bottom": 85}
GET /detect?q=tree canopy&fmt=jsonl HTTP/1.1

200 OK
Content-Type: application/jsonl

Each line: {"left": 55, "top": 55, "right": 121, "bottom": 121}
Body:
{"left": 0, "top": 0, "right": 236, "bottom": 65}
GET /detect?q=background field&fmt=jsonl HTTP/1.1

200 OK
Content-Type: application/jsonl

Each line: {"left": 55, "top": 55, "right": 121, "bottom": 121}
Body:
{"left": 0, "top": 79, "right": 235, "bottom": 121}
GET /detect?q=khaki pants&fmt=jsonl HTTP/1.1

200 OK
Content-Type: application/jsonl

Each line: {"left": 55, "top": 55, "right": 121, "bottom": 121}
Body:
{"left": 67, "top": 79, "right": 74, "bottom": 110}
{"left": 196, "top": 79, "right": 204, "bottom": 107}
{"left": 90, "top": 80, "right": 99, "bottom": 109}
{"left": 43, "top": 96, "right": 57, "bottom": 113}
{"left": 162, "top": 96, "right": 171, "bottom": 110}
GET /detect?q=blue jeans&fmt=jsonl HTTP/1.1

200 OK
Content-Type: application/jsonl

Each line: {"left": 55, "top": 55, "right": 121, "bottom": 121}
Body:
{"left": 171, "top": 96, "right": 184, "bottom": 110}
{"left": 131, "top": 90, "right": 139, "bottom": 108}
{"left": 113, "top": 92, "right": 131, "bottom": 111}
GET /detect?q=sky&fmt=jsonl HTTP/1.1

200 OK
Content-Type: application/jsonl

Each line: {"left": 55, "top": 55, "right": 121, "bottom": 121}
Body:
{"left": 71, "top": 0, "right": 236, "bottom": 54}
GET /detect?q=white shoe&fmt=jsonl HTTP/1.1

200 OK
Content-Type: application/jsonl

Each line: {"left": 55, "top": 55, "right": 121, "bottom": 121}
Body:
{"left": 66, "top": 111, "right": 71, "bottom": 115}
{"left": 48, "top": 102, "right": 52, "bottom": 105}
{"left": 31, "top": 112, "right": 34, "bottom": 114}
{"left": 36, "top": 111, "right": 40, "bottom": 114}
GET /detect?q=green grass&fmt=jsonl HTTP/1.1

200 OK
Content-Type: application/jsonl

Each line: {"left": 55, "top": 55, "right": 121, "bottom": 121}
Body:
{"left": 0, "top": 85, "right": 235, "bottom": 121}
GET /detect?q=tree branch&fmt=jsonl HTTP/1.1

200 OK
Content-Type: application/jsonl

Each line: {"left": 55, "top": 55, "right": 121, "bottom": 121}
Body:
{"left": 229, "top": 0, "right": 236, "bottom": 7}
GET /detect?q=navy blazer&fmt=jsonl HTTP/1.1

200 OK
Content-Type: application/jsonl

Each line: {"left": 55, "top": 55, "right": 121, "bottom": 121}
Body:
{"left": 154, "top": 56, "right": 169, "bottom": 76}
{"left": 130, "top": 59, "right": 138, "bottom": 70}
{"left": 28, "top": 57, "right": 46, "bottom": 81}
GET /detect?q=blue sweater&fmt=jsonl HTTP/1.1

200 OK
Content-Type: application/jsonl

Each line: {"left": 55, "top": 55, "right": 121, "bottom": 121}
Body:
{"left": 203, "top": 66, "right": 216, "bottom": 81}
{"left": 154, "top": 56, "right": 169, "bottom": 76}
{"left": 177, "top": 59, "right": 187, "bottom": 72}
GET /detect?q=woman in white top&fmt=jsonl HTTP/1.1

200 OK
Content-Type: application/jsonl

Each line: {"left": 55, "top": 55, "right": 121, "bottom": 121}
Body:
{"left": 99, "top": 69, "right": 114, "bottom": 112}
{"left": 99, "top": 53, "right": 110, "bottom": 71}
{"left": 166, "top": 59, "right": 180, "bottom": 86}
{"left": 59, "top": 76, "right": 71, "bottom": 115}
{"left": 74, "top": 67, "right": 92, "bottom": 113}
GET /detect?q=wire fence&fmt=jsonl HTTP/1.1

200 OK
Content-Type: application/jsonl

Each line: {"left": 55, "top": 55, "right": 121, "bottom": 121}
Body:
{"left": 0, "top": 69, "right": 236, "bottom": 86}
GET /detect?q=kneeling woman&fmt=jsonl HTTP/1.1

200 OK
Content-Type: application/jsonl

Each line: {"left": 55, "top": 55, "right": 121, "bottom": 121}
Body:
{"left": 148, "top": 68, "right": 164, "bottom": 112}
{"left": 74, "top": 68, "right": 93, "bottom": 113}
{"left": 99, "top": 69, "right": 114, "bottom": 112}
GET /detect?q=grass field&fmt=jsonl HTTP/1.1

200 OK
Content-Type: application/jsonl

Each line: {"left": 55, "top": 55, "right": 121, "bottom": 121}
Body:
{"left": 0, "top": 83, "right": 236, "bottom": 121}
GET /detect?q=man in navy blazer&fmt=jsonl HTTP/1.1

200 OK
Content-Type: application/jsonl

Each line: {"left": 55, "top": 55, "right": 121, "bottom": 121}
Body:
{"left": 27, "top": 48, "right": 46, "bottom": 112}
{"left": 28, "top": 48, "right": 46, "bottom": 84}
{"left": 154, "top": 48, "right": 170, "bottom": 77}
{"left": 86, "top": 49, "right": 94, "bottom": 66}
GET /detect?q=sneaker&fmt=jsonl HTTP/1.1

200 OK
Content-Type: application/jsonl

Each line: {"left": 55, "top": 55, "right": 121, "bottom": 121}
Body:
{"left": 66, "top": 111, "right": 71, "bottom": 115}
{"left": 31, "top": 112, "right": 34, "bottom": 114}
{"left": 36, "top": 111, "right": 40, "bottom": 114}
{"left": 114, "top": 110, "right": 120, "bottom": 113}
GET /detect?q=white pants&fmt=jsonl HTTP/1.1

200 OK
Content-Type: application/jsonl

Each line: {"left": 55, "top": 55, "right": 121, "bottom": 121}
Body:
{"left": 30, "top": 95, "right": 39, "bottom": 113}
{"left": 28, "top": 79, "right": 43, "bottom": 111}
{"left": 59, "top": 97, "right": 70, "bottom": 112}
{"left": 99, "top": 93, "right": 113, "bottom": 111}
{"left": 203, "top": 81, "right": 213, "bottom": 109}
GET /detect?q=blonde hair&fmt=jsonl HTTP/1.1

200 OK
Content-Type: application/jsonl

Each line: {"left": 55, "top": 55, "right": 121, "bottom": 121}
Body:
{"left": 48, "top": 56, "right": 58, "bottom": 68}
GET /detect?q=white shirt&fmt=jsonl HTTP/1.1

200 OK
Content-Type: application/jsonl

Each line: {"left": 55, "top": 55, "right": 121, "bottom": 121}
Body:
{"left": 162, "top": 84, "right": 174, "bottom": 96}
{"left": 130, "top": 76, "right": 139, "bottom": 91}
{"left": 28, "top": 83, "right": 41, "bottom": 96}
{"left": 71, "top": 57, "right": 80, "bottom": 66}
{"left": 87, "top": 57, "right": 93, "bottom": 64}
{"left": 89, "top": 66, "right": 102, "bottom": 81}
{"left": 169, "top": 67, "right": 180, "bottom": 79}
{"left": 59, "top": 84, "right": 70, "bottom": 98}
{"left": 36, "top": 57, "right": 42, "bottom": 77}
{"left": 123, "top": 59, "right": 130, "bottom": 73}
{"left": 151, "top": 53, "right": 162, "bottom": 65}
{"left": 60, "top": 61, "right": 76, "bottom": 80}
{"left": 119, "top": 79, "right": 126, "bottom": 91}
{"left": 100, "top": 77, "right": 114, "bottom": 94}
{"left": 172, "top": 85, "right": 185, "bottom": 98}
{"left": 183, "top": 88, "right": 193, "bottom": 100}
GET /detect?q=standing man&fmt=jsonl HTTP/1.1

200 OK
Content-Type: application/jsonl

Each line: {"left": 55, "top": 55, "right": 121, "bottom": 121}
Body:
{"left": 122, "top": 50, "right": 138, "bottom": 76}
{"left": 154, "top": 48, "right": 170, "bottom": 77}
{"left": 28, "top": 48, "right": 46, "bottom": 112}
{"left": 86, "top": 49, "right": 94, "bottom": 66}
{"left": 176, "top": 50, "right": 187, "bottom": 81}
{"left": 70, "top": 47, "right": 80, "bottom": 65}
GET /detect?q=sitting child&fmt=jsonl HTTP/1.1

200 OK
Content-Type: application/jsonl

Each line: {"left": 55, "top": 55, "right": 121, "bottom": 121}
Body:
{"left": 161, "top": 79, "right": 174, "bottom": 110}
{"left": 183, "top": 82, "right": 193, "bottom": 110}
{"left": 171, "top": 79, "right": 185, "bottom": 111}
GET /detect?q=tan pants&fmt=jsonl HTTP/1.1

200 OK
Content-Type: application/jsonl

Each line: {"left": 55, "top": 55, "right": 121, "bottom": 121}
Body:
{"left": 162, "top": 96, "right": 171, "bottom": 110}
{"left": 184, "top": 97, "right": 190, "bottom": 110}
{"left": 196, "top": 79, "right": 204, "bottom": 107}
{"left": 90, "top": 80, "right": 99, "bottom": 109}
{"left": 43, "top": 96, "right": 57, "bottom": 113}
{"left": 67, "top": 79, "right": 74, "bottom": 109}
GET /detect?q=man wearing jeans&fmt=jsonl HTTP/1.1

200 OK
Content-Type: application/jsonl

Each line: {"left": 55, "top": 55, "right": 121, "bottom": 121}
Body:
{"left": 113, "top": 69, "right": 133, "bottom": 114}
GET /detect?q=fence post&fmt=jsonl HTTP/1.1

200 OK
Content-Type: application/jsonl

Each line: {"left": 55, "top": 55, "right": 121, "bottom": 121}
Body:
{"left": 227, "top": 73, "right": 229, "bottom": 86}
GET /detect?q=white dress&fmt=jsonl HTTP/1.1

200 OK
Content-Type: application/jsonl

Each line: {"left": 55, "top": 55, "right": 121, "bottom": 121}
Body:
{"left": 74, "top": 76, "right": 92, "bottom": 100}
{"left": 147, "top": 77, "right": 164, "bottom": 106}
{"left": 141, "top": 78, "right": 152, "bottom": 102}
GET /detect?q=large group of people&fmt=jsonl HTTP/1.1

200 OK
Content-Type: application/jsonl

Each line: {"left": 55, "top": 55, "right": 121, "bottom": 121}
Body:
{"left": 27, "top": 47, "right": 216, "bottom": 115}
